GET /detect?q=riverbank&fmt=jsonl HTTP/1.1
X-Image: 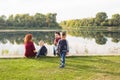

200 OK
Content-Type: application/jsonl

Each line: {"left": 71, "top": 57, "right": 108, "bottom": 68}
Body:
{"left": 0, "top": 56, "right": 120, "bottom": 80}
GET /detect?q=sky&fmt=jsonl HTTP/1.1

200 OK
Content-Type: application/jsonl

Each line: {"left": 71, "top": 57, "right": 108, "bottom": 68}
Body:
{"left": 0, "top": 0, "right": 120, "bottom": 22}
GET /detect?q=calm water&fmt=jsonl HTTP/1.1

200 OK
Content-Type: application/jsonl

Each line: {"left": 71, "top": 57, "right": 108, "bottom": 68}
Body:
{"left": 0, "top": 30, "right": 120, "bottom": 57}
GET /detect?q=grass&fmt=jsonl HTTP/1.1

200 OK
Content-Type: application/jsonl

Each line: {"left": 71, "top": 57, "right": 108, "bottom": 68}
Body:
{"left": 0, "top": 56, "right": 120, "bottom": 80}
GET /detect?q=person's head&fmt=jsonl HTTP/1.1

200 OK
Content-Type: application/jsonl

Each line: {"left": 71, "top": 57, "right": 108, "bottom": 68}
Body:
{"left": 24, "top": 34, "right": 33, "bottom": 44}
{"left": 55, "top": 32, "right": 61, "bottom": 38}
{"left": 39, "top": 40, "right": 44, "bottom": 46}
{"left": 61, "top": 32, "right": 66, "bottom": 39}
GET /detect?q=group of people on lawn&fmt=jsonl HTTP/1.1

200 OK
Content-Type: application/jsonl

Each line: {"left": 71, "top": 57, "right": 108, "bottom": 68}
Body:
{"left": 24, "top": 32, "right": 69, "bottom": 68}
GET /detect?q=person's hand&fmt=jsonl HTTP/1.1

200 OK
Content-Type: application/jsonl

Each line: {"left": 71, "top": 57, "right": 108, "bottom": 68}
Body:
{"left": 54, "top": 40, "right": 57, "bottom": 45}
{"left": 33, "top": 50, "right": 37, "bottom": 53}
{"left": 66, "top": 52, "right": 69, "bottom": 55}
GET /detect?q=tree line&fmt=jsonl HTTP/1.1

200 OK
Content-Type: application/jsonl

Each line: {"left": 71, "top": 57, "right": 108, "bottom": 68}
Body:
{"left": 0, "top": 12, "right": 120, "bottom": 29}
{"left": 60, "top": 12, "right": 120, "bottom": 28}
{"left": 0, "top": 13, "right": 60, "bottom": 28}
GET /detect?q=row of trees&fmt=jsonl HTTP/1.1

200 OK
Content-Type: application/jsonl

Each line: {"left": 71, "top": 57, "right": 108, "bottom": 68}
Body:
{"left": 0, "top": 12, "right": 120, "bottom": 29}
{"left": 0, "top": 13, "right": 60, "bottom": 28}
{"left": 60, "top": 12, "right": 120, "bottom": 28}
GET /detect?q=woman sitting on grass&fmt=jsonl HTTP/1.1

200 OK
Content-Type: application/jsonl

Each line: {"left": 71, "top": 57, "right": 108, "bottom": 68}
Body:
{"left": 24, "top": 34, "right": 36, "bottom": 58}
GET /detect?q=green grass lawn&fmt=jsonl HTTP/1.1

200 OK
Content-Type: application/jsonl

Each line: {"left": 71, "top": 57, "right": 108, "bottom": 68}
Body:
{"left": 0, "top": 56, "right": 120, "bottom": 80}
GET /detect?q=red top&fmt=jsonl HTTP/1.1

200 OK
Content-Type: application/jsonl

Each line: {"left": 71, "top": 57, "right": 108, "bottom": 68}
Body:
{"left": 54, "top": 37, "right": 61, "bottom": 45}
{"left": 24, "top": 41, "right": 36, "bottom": 57}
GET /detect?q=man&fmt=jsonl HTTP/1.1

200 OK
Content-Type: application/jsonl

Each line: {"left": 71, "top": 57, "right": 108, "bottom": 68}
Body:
{"left": 53, "top": 32, "right": 61, "bottom": 56}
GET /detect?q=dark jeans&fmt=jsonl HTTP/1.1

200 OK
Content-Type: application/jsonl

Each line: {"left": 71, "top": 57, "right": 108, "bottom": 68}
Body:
{"left": 53, "top": 46, "right": 60, "bottom": 56}
{"left": 53, "top": 46, "right": 57, "bottom": 56}
{"left": 60, "top": 51, "right": 66, "bottom": 67}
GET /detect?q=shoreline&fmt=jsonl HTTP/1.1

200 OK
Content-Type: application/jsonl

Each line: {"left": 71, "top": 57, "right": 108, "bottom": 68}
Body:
{"left": 0, "top": 54, "right": 120, "bottom": 59}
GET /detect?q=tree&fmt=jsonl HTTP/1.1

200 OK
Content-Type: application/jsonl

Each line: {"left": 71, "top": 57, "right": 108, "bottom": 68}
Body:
{"left": 46, "top": 13, "right": 58, "bottom": 27}
{"left": 0, "top": 15, "right": 6, "bottom": 26}
{"left": 7, "top": 15, "right": 14, "bottom": 26}
{"left": 33, "top": 13, "right": 46, "bottom": 27}
{"left": 88, "top": 18, "right": 95, "bottom": 26}
{"left": 111, "top": 14, "right": 120, "bottom": 26}
{"left": 95, "top": 12, "right": 108, "bottom": 26}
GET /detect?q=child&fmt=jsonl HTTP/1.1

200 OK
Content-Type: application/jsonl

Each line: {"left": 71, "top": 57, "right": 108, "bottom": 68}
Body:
{"left": 57, "top": 32, "right": 69, "bottom": 68}
{"left": 36, "top": 40, "right": 47, "bottom": 58}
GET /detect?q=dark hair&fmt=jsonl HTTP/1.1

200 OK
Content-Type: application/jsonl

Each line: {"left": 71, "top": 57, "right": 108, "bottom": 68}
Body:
{"left": 55, "top": 32, "right": 60, "bottom": 36}
{"left": 62, "top": 32, "right": 66, "bottom": 36}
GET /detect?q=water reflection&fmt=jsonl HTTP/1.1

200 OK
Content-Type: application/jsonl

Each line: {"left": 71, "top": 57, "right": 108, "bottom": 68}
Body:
{"left": 67, "top": 30, "right": 120, "bottom": 45}
{"left": 0, "top": 30, "right": 120, "bottom": 57}
{"left": 0, "top": 31, "right": 54, "bottom": 45}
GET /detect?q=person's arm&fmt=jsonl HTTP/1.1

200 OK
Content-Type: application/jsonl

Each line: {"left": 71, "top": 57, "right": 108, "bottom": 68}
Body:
{"left": 44, "top": 46, "right": 47, "bottom": 55}
{"left": 44, "top": 46, "right": 47, "bottom": 53}
{"left": 36, "top": 49, "right": 40, "bottom": 57}
{"left": 31, "top": 42, "right": 36, "bottom": 53}
{"left": 56, "top": 40, "right": 61, "bottom": 53}
{"left": 54, "top": 39, "right": 57, "bottom": 45}
{"left": 66, "top": 40, "right": 69, "bottom": 54}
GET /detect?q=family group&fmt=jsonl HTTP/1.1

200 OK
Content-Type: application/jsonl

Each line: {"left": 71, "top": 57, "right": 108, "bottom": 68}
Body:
{"left": 24, "top": 32, "right": 69, "bottom": 68}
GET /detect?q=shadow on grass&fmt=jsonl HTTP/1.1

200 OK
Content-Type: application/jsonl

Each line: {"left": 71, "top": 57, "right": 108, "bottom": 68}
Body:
{"left": 65, "top": 56, "right": 120, "bottom": 76}
{"left": 66, "top": 56, "right": 120, "bottom": 66}
{"left": 33, "top": 56, "right": 120, "bottom": 77}
{"left": 35, "top": 56, "right": 60, "bottom": 63}
{"left": 1, "top": 56, "right": 120, "bottom": 76}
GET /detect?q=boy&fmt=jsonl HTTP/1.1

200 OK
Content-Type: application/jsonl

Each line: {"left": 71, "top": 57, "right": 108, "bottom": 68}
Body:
{"left": 57, "top": 32, "right": 69, "bottom": 68}
{"left": 36, "top": 40, "right": 47, "bottom": 58}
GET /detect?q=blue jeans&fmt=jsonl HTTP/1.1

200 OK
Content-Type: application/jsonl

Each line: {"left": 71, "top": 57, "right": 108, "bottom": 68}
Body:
{"left": 53, "top": 45, "right": 57, "bottom": 56}
{"left": 60, "top": 51, "right": 66, "bottom": 67}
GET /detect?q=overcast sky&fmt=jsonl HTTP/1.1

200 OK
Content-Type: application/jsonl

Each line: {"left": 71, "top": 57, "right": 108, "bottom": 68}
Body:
{"left": 0, "top": 0, "right": 120, "bottom": 22}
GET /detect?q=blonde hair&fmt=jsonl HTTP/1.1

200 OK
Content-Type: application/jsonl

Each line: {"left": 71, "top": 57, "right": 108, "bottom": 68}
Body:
{"left": 39, "top": 40, "right": 44, "bottom": 46}
{"left": 24, "top": 34, "right": 33, "bottom": 44}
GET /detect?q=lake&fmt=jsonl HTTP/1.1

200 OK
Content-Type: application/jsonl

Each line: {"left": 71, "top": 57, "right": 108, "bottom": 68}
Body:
{"left": 0, "top": 29, "right": 120, "bottom": 57}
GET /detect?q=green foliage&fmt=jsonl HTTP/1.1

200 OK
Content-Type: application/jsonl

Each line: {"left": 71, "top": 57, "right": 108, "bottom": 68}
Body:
{"left": 95, "top": 12, "right": 108, "bottom": 26}
{"left": 111, "top": 14, "right": 120, "bottom": 26}
{"left": 0, "top": 56, "right": 120, "bottom": 80}
{"left": 0, "top": 13, "right": 60, "bottom": 29}
{"left": 60, "top": 12, "right": 120, "bottom": 28}
{"left": 0, "top": 15, "right": 7, "bottom": 26}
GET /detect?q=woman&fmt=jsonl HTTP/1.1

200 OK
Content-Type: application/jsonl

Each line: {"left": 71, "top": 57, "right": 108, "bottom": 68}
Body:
{"left": 24, "top": 34, "right": 36, "bottom": 58}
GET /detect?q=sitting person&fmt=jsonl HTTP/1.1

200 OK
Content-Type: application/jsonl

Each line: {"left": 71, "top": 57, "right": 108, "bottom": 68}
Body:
{"left": 24, "top": 34, "right": 36, "bottom": 58}
{"left": 53, "top": 32, "right": 61, "bottom": 56}
{"left": 36, "top": 40, "right": 47, "bottom": 58}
